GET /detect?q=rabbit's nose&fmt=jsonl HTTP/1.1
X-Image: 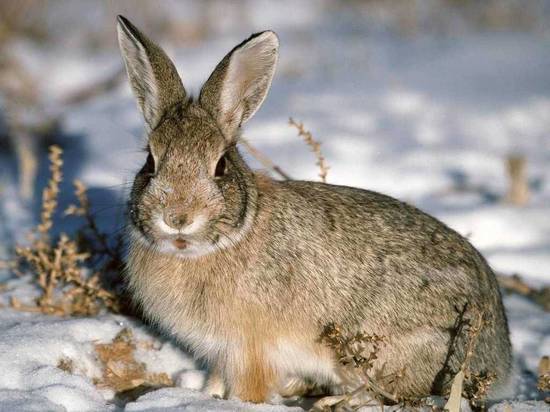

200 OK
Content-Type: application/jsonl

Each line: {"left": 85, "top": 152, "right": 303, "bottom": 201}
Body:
{"left": 163, "top": 209, "right": 188, "bottom": 230}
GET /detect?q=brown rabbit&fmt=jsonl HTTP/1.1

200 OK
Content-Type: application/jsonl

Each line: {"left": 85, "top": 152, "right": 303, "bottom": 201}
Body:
{"left": 117, "top": 16, "right": 512, "bottom": 405}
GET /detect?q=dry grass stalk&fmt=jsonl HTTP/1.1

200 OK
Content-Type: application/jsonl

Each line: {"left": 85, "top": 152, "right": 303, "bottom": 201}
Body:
{"left": 462, "top": 313, "right": 484, "bottom": 373}
{"left": 55, "top": 328, "right": 173, "bottom": 403}
{"left": 65, "top": 179, "right": 124, "bottom": 273}
{"left": 1, "top": 48, "right": 56, "bottom": 201}
{"left": 497, "top": 273, "right": 550, "bottom": 312}
{"left": 505, "top": 154, "right": 530, "bottom": 206}
{"left": 37, "top": 145, "right": 63, "bottom": 241}
{"left": 319, "top": 323, "right": 402, "bottom": 410}
{"left": 445, "top": 311, "right": 496, "bottom": 411}
{"left": 239, "top": 118, "right": 329, "bottom": 182}
{"left": 539, "top": 356, "right": 550, "bottom": 394}
{"left": 444, "top": 369, "right": 465, "bottom": 412}
{"left": 61, "top": 68, "right": 125, "bottom": 105}
{"left": 13, "top": 130, "right": 38, "bottom": 200}
{"left": 240, "top": 137, "right": 292, "bottom": 180}
{"left": 289, "top": 118, "right": 329, "bottom": 183}
{"left": 12, "top": 145, "right": 121, "bottom": 316}
{"left": 94, "top": 328, "right": 173, "bottom": 395}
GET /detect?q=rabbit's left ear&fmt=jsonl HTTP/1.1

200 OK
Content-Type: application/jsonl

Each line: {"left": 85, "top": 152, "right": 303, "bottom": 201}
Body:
{"left": 199, "top": 31, "right": 279, "bottom": 138}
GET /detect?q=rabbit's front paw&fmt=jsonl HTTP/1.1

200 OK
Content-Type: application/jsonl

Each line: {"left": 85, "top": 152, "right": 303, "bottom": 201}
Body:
{"left": 204, "top": 367, "right": 225, "bottom": 399}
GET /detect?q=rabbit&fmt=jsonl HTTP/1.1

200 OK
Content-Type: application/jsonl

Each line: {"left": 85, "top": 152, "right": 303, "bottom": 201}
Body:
{"left": 117, "top": 15, "right": 512, "bottom": 404}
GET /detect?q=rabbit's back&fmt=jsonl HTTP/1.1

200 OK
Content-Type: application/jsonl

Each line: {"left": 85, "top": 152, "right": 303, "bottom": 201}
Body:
{"left": 263, "top": 179, "right": 500, "bottom": 317}
{"left": 262, "top": 179, "right": 508, "bottom": 330}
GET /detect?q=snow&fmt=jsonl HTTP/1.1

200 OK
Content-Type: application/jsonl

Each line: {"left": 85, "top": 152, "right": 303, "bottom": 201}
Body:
{"left": 1, "top": 1, "right": 549, "bottom": 410}
{"left": 0, "top": 311, "right": 116, "bottom": 411}
{"left": 125, "top": 388, "right": 301, "bottom": 412}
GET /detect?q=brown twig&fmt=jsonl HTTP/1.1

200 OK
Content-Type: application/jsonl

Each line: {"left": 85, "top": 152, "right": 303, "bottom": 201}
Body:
{"left": 506, "top": 154, "right": 529, "bottom": 206}
{"left": 65, "top": 180, "right": 123, "bottom": 262}
{"left": 289, "top": 117, "right": 329, "bottom": 183}
{"left": 497, "top": 273, "right": 550, "bottom": 312}
{"left": 449, "top": 311, "right": 497, "bottom": 410}
{"left": 240, "top": 137, "right": 292, "bottom": 180}
{"left": 462, "top": 312, "right": 484, "bottom": 373}
{"left": 538, "top": 356, "right": 550, "bottom": 394}
{"left": 61, "top": 68, "right": 125, "bottom": 105}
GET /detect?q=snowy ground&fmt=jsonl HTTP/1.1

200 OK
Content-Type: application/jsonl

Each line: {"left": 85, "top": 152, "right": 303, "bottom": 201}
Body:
{"left": 0, "top": 2, "right": 549, "bottom": 411}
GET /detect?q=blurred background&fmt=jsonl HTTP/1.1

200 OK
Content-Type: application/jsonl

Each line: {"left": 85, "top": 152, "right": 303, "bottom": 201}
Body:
{"left": 1, "top": 0, "right": 549, "bottom": 280}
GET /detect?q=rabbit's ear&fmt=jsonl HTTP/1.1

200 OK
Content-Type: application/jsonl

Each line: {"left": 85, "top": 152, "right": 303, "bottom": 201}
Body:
{"left": 199, "top": 31, "right": 279, "bottom": 138}
{"left": 117, "top": 15, "right": 187, "bottom": 132}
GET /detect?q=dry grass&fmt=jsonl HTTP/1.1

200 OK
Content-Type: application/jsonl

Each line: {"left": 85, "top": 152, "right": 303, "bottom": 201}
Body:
{"left": 11, "top": 145, "right": 123, "bottom": 316}
{"left": 318, "top": 312, "right": 496, "bottom": 411}
{"left": 64, "top": 179, "right": 125, "bottom": 278}
{"left": 94, "top": 328, "right": 173, "bottom": 402}
{"left": 57, "top": 357, "right": 75, "bottom": 374}
{"left": 55, "top": 328, "right": 173, "bottom": 405}
{"left": 289, "top": 118, "right": 329, "bottom": 183}
{"left": 241, "top": 118, "right": 327, "bottom": 183}
{"left": 317, "top": 323, "right": 404, "bottom": 410}
{"left": 444, "top": 311, "right": 497, "bottom": 412}
{"left": 539, "top": 356, "right": 550, "bottom": 397}
{"left": 497, "top": 273, "right": 550, "bottom": 312}
{"left": 506, "top": 155, "right": 530, "bottom": 206}
{"left": 240, "top": 137, "right": 292, "bottom": 180}
{"left": 320, "top": 323, "right": 384, "bottom": 377}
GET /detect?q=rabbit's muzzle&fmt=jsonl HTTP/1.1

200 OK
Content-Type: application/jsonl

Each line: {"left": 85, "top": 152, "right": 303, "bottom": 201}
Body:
{"left": 156, "top": 205, "right": 210, "bottom": 237}
{"left": 162, "top": 206, "right": 188, "bottom": 230}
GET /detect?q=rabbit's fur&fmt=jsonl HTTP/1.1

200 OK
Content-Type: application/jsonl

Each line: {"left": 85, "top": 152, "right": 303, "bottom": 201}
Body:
{"left": 118, "top": 16, "right": 512, "bottom": 403}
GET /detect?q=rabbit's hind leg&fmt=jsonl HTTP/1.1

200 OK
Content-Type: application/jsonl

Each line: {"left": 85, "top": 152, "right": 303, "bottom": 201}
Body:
{"left": 326, "top": 326, "right": 452, "bottom": 400}
{"left": 278, "top": 376, "right": 330, "bottom": 398}
{"left": 369, "top": 326, "right": 452, "bottom": 399}
{"left": 278, "top": 376, "right": 313, "bottom": 397}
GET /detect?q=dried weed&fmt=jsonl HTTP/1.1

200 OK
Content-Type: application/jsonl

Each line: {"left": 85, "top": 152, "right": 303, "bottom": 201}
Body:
{"left": 289, "top": 118, "right": 329, "bottom": 183}
{"left": 94, "top": 328, "right": 173, "bottom": 398}
{"left": 57, "top": 357, "right": 74, "bottom": 374}
{"left": 498, "top": 273, "right": 550, "bottom": 312}
{"left": 539, "top": 356, "right": 550, "bottom": 395}
{"left": 318, "top": 323, "right": 403, "bottom": 410}
{"left": 445, "top": 311, "right": 497, "bottom": 411}
{"left": 10, "top": 145, "right": 123, "bottom": 316}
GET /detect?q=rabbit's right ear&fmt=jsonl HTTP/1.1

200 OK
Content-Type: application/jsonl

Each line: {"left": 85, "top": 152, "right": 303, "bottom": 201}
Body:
{"left": 199, "top": 31, "right": 279, "bottom": 139}
{"left": 117, "top": 15, "right": 187, "bottom": 132}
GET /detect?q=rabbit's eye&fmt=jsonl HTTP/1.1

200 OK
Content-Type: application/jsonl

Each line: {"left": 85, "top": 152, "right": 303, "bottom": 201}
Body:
{"left": 214, "top": 155, "right": 227, "bottom": 178}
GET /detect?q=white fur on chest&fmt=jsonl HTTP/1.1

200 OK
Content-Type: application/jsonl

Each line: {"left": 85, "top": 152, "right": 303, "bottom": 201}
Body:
{"left": 131, "top": 271, "right": 233, "bottom": 363}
